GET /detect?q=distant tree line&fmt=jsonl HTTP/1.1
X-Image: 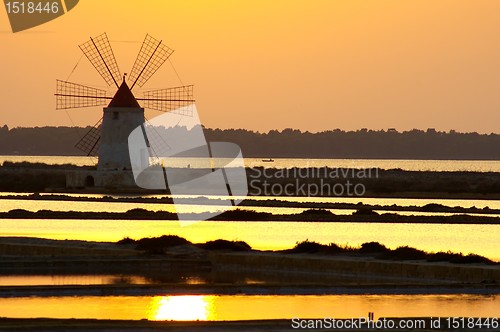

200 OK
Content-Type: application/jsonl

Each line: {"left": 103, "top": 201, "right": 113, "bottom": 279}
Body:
{"left": 0, "top": 125, "right": 499, "bottom": 160}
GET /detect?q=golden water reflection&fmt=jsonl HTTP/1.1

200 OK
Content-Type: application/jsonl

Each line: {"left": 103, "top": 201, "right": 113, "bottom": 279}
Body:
{"left": 148, "top": 295, "right": 216, "bottom": 321}
{"left": 0, "top": 295, "right": 498, "bottom": 321}
{"left": 2, "top": 219, "right": 498, "bottom": 261}
{"left": 2, "top": 156, "right": 500, "bottom": 172}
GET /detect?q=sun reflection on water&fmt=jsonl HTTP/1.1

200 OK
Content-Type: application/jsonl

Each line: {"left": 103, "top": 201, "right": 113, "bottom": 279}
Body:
{"left": 148, "top": 295, "right": 216, "bottom": 321}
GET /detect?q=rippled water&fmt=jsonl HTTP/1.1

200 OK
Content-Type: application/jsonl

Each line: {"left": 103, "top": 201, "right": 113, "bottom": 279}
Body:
{"left": 0, "top": 275, "right": 151, "bottom": 286}
{"left": 23, "top": 192, "right": 500, "bottom": 210}
{"left": 1, "top": 195, "right": 499, "bottom": 215}
{"left": 0, "top": 199, "right": 309, "bottom": 215}
{"left": 3, "top": 156, "right": 500, "bottom": 172}
{"left": 0, "top": 294, "right": 497, "bottom": 320}
{"left": 0, "top": 274, "right": 256, "bottom": 286}
{"left": 2, "top": 156, "right": 498, "bottom": 322}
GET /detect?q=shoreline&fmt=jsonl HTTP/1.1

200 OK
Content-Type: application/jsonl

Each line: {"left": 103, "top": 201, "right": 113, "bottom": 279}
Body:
{"left": 2, "top": 318, "right": 495, "bottom": 332}
{"left": 0, "top": 237, "right": 498, "bottom": 283}
{"left": 0, "top": 283, "right": 498, "bottom": 298}
{"left": 1, "top": 208, "right": 500, "bottom": 224}
{"left": 3, "top": 193, "right": 500, "bottom": 215}
{"left": 2, "top": 163, "right": 500, "bottom": 199}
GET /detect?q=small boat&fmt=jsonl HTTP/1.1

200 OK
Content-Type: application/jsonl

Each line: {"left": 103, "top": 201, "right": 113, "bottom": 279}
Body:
{"left": 262, "top": 158, "right": 274, "bottom": 162}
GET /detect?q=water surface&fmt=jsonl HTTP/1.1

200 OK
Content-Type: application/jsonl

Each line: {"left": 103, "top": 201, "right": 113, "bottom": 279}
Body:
{"left": 1, "top": 219, "right": 498, "bottom": 261}
{"left": 0, "top": 294, "right": 496, "bottom": 321}
{"left": 3, "top": 156, "right": 500, "bottom": 172}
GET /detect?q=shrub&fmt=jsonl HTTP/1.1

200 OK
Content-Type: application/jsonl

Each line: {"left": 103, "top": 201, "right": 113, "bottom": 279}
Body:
{"left": 421, "top": 203, "right": 446, "bottom": 212}
{"left": 381, "top": 246, "right": 427, "bottom": 260}
{"left": 197, "top": 239, "right": 251, "bottom": 251}
{"left": 135, "top": 235, "right": 191, "bottom": 254}
{"left": 216, "top": 209, "right": 271, "bottom": 221}
{"left": 116, "top": 237, "right": 136, "bottom": 245}
{"left": 352, "top": 209, "right": 379, "bottom": 216}
{"left": 326, "top": 243, "right": 348, "bottom": 254}
{"left": 427, "top": 251, "right": 458, "bottom": 262}
{"left": 427, "top": 251, "right": 493, "bottom": 264}
{"left": 299, "top": 209, "right": 333, "bottom": 216}
{"left": 450, "top": 254, "right": 493, "bottom": 265}
{"left": 291, "top": 240, "right": 325, "bottom": 253}
{"left": 358, "top": 242, "right": 389, "bottom": 254}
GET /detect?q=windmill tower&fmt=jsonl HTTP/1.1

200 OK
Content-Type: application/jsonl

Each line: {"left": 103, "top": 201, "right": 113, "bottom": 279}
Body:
{"left": 56, "top": 33, "right": 194, "bottom": 189}
{"left": 99, "top": 78, "right": 145, "bottom": 171}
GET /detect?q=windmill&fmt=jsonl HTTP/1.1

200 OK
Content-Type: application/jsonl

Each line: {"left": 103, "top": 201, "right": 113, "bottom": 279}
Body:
{"left": 55, "top": 33, "right": 195, "bottom": 175}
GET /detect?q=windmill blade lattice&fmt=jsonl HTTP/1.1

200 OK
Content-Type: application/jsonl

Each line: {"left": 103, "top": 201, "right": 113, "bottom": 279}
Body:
{"left": 55, "top": 80, "right": 109, "bottom": 110}
{"left": 56, "top": 33, "right": 196, "bottom": 159}
{"left": 128, "top": 34, "right": 174, "bottom": 89}
{"left": 140, "top": 85, "right": 195, "bottom": 115}
{"left": 142, "top": 121, "right": 173, "bottom": 158}
{"left": 75, "top": 118, "right": 102, "bottom": 156}
{"left": 79, "top": 33, "right": 121, "bottom": 88}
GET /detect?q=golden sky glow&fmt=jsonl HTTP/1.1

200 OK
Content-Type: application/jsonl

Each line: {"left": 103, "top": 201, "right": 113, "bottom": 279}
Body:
{"left": 2, "top": 0, "right": 500, "bottom": 132}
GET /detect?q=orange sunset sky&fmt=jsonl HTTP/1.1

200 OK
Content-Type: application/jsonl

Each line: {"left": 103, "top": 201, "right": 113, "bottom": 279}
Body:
{"left": 1, "top": 0, "right": 500, "bottom": 133}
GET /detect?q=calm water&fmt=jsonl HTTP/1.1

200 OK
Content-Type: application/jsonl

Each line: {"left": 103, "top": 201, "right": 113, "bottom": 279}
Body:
{"left": 0, "top": 275, "right": 152, "bottom": 286}
{"left": 0, "top": 274, "right": 261, "bottom": 287}
{"left": 7, "top": 198, "right": 500, "bottom": 217}
{"left": 5, "top": 192, "right": 497, "bottom": 210}
{"left": 242, "top": 196, "right": 500, "bottom": 210}
{"left": 1, "top": 219, "right": 498, "bottom": 261}
{"left": 0, "top": 199, "right": 311, "bottom": 215}
{"left": 0, "top": 294, "right": 497, "bottom": 320}
{"left": 1, "top": 156, "right": 499, "bottom": 321}
{"left": 3, "top": 155, "right": 500, "bottom": 172}
{"left": 3, "top": 193, "right": 500, "bottom": 215}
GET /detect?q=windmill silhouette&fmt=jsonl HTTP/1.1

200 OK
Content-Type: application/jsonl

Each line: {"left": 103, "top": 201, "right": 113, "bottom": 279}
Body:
{"left": 55, "top": 33, "right": 195, "bottom": 172}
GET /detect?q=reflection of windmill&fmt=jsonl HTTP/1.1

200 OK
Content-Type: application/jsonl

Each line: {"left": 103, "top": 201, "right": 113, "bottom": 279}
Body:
{"left": 55, "top": 33, "right": 194, "bottom": 172}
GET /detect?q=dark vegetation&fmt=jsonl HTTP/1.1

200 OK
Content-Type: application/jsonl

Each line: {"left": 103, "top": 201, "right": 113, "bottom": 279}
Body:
{"left": 2, "top": 207, "right": 500, "bottom": 224}
{"left": 0, "top": 163, "right": 68, "bottom": 191}
{"left": 2, "top": 163, "right": 500, "bottom": 196}
{"left": 2, "top": 125, "right": 500, "bottom": 159}
{"left": 1, "top": 161, "right": 85, "bottom": 169}
{"left": 132, "top": 235, "right": 190, "bottom": 254}
{"left": 3, "top": 194, "right": 500, "bottom": 216}
{"left": 288, "top": 240, "right": 496, "bottom": 265}
{"left": 287, "top": 240, "right": 352, "bottom": 254}
{"left": 118, "top": 235, "right": 251, "bottom": 254}
{"left": 118, "top": 235, "right": 496, "bottom": 265}
{"left": 245, "top": 168, "right": 500, "bottom": 196}
{"left": 352, "top": 209, "right": 379, "bottom": 216}
{"left": 197, "top": 240, "right": 252, "bottom": 252}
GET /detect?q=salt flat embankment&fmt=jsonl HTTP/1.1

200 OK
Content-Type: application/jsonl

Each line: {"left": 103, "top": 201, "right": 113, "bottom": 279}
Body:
{"left": 209, "top": 252, "right": 500, "bottom": 284}
{"left": 0, "top": 238, "right": 498, "bottom": 290}
{"left": 2, "top": 163, "right": 500, "bottom": 198}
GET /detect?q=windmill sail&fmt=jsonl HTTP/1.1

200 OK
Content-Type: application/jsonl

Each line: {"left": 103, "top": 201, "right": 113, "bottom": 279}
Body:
{"left": 140, "top": 85, "right": 194, "bottom": 115}
{"left": 75, "top": 118, "right": 102, "bottom": 156}
{"left": 128, "top": 34, "right": 174, "bottom": 89}
{"left": 79, "top": 33, "right": 121, "bottom": 88}
{"left": 55, "top": 80, "right": 109, "bottom": 110}
{"left": 142, "top": 121, "right": 172, "bottom": 158}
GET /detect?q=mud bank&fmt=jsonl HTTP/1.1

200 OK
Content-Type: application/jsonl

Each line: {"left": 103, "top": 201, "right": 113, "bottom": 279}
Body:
{"left": 2, "top": 163, "right": 500, "bottom": 198}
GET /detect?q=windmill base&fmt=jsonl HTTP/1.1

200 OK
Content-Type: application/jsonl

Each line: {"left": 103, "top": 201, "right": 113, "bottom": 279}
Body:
{"left": 66, "top": 170, "right": 139, "bottom": 190}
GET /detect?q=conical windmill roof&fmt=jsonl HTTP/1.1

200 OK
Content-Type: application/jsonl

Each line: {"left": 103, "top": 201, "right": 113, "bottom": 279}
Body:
{"left": 108, "top": 80, "right": 141, "bottom": 108}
